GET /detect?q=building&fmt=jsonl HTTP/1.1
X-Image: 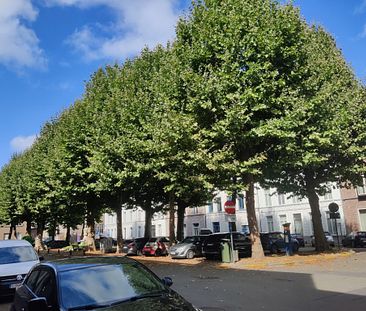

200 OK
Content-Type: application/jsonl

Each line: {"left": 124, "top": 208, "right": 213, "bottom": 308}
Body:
{"left": 102, "top": 183, "right": 347, "bottom": 243}
{"left": 341, "top": 179, "right": 366, "bottom": 233}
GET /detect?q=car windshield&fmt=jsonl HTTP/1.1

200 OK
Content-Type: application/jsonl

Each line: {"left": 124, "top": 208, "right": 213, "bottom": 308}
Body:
{"left": 270, "top": 233, "right": 283, "bottom": 239}
{"left": 181, "top": 237, "right": 196, "bottom": 244}
{"left": 0, "top": 246, "right": 38, "bottom": 264}
{"left": 59, "top": 263, "right": 166, "bottom": 309}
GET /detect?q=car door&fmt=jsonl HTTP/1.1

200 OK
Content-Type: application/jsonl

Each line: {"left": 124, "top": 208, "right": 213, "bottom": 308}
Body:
{"left": 13, "top": 267, "right": 58, "bottom": 311}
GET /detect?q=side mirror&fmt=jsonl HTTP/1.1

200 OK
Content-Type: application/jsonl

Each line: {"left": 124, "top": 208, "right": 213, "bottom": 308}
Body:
{"left": 162, "top": 277, "right": 173, "bottom": 287}
{"left": 28, "top": 297, "right": 48, "bottom": 311}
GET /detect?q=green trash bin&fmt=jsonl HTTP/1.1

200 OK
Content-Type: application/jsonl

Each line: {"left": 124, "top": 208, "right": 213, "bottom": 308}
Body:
{"left": 221, "top": 239, "right": 232, "bottom": 263}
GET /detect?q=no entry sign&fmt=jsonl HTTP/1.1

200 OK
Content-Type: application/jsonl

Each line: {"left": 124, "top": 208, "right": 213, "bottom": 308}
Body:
{"left": 224, "top": 200, "right": 236, "bottom": 214}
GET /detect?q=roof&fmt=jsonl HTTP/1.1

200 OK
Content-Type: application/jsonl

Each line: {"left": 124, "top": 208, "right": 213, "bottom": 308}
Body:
{"left": 0, "top": 239, "right": 33, "bottom": 248}
{"left": 41, "top": 256, "right": 136, "bottom": 273}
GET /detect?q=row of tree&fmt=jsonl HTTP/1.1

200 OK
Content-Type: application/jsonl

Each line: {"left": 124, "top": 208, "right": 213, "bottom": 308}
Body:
{"left": 0, "top": 0, "right": 365, "bottom": 257}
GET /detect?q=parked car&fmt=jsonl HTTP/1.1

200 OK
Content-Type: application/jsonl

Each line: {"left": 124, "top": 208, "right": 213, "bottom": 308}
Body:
{"left": 142, "top": 237, "right": 170, "bottom": 256}
{"left": 169, "top": 236, "right": 207, "bottom": 259}
{"left": 342, "top": 231, "right": 366, "bottom": 248}
{"left": 311, "top": 231, "right": 335, "bottom": 247}
{"left": 202, "top": 232, "right": 251, "bottom": 260}
{"left": 0, "top": 240, "right": 41, "bottom": 298}
{"left": 11, "top": 256, "right": 200, "bottom": 311}
{"left": 44, "top": 239, "right": 69, "bottom": 249}
{"left": 291, "top": 233, "right": 305, "bottom": 247}
{"left": 260, "top": 232, "right": 299, "bottom": 254}
{"left": 199, "top": 228, "right": 213, "bottom": 235}
{"left": 123, "top": 237, "right": 150, "bottom": 256}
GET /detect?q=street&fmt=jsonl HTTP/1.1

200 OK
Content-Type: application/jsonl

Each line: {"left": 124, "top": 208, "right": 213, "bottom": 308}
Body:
{"left": 144, "top": 251, "right": 366, "bottom": 311}
{"left": 1, "top": 251, "right": 366, "bottom": 311}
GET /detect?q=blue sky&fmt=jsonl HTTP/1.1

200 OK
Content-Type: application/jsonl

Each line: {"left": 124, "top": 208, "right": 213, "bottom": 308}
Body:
{"left": 0, "top": 0, "right": 365, "bottom": 169}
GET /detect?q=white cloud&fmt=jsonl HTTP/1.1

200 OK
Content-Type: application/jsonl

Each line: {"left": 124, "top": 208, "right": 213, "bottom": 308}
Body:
{"left": 10, "top": 135, "right": 37, "bottom": 153}
{"left": 45, "top": 0, "right": 181, "bottom": 61}
{"left": 0, "top": 0, "right": 47, "bottom": 71}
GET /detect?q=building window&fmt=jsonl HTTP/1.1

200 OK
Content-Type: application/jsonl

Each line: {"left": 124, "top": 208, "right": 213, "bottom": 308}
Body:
{"left": 279, "top": 215, "right": 287, "bottom": 227}
{"left": 266, "top": 216, "right": 274, "bottom": 232}
{"left": 292, "top": 196, "right": 301, "bottom": 204}
{"left": 151, "top": 225, "right": 156, "bottom": 237}
{"left": 264, "top": 189, "right": 272, "bottom": 207}
{"left": 130, "top": 227, "right": 133, "bottom": 238}
{"left": 278, "top": 193, "right": 285, "bottom": 205}
{"left": 213, "top": 222, "right": 220, "bottom": 233}
{"left": 238, "top": 195, "right": 245, "bottom": 210}
{"left": 357, "top": 178, "right": 366, "bottom": 196}
{"left": 123, "top": 227, "right": 126, "bottom": 239}
{"left": 241, "top": 225, "right": 249, "bottom": 234}
{"left": 208, "top": 202, "right": 213, "bottom": 213}
{"left": 214, "top": 197, "right": 222, "bottom": 212}
{"left": 229, "top": 222, "right": 236, "bottom": 232}
{"left": 138, "top": 226, "right": 141, "bottom": 237}
{"left": 192, "top": 207, "right": 198, "bottom": 214}
{"left": 293, "top": 213, "right": 303, "bottom": 234}
{"left": 157, "top": 224, "right": 162, "bottom": 236}
{"left": 359, "top": 209, "right": 366, "bottom": 230}
{"left": 193, "top": 223, "right": 199, "bottom": 236}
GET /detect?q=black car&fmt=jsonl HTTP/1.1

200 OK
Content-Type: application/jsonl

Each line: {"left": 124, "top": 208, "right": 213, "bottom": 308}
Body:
{"left": 123, "top": 237, "right": 150, "bottom": 256}
{"left": 202, "top": 232, "right": 251, "bottom": 260}
{"left": 342, "top": 231, "right": 366, "bottom": 248}
{"left": 260, "top": 232, "right": 299, "bottom": 254}
{"left": 291, "top": 233, "right": 305, "bottom": 247}
{"left": 11, "top": 256, "right": 200, "bottom": 311}
{"left": 44, "top": 240, "right": 69, "bottom": 249}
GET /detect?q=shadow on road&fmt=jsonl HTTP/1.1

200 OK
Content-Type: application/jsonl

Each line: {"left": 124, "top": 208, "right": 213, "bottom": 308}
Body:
{"left": 145, "top": 259, "right": 366, "bottom": 311}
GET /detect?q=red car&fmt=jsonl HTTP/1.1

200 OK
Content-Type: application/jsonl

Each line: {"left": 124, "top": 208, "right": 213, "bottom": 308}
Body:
{"left": 142, "top": 237, "right": 170, "bottom": 256}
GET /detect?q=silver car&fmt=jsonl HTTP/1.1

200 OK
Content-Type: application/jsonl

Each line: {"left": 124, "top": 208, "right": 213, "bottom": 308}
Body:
{"left": 169, "top": 236, "right": 206, "bottom": 259}
{"left": 0, "top": 239, "right": 40, "bottom": 297}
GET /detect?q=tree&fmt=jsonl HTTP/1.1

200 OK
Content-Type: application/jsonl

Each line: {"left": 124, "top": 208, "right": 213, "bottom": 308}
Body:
{"left": 174, "top": 0, "right": 308, "bottom": 257}
{"left": 260, "top": 26, "right": 365, "bottom": 251}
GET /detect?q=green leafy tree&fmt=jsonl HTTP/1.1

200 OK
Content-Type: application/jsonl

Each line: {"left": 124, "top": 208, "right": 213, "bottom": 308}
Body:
{"left": 261, "top": 26, "right": 365, "bottom": 251}
{"left": 174, "top": 0, "right": 308, "bottom": 257}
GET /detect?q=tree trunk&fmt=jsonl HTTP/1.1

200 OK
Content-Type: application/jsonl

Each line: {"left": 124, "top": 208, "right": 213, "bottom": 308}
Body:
{"left": 85, "top": 210, "right": 96, "bottom": 252}
{"left": 8, "top": 225, "right": 13, "bottom": 240}
{"left": 176, "top": 200, "right": 186, "bottom": 242}
{"left": 26, "top": 220, "right": 32, "bottom": 236}
{"left": 13, "top": 224, "right": 17, "bottom": 240}
{"left": 305, "top": 174, "right": 329, "bottom": 252}
{"left": 34, "top": 222, "right": 45, "bottom": 251}
{"left": 169, "top": 194, "right": 176, "bottom": 246}
{"left": 65, "top": 226, "right": 71, "bottom": 243}
{"left": 115, "top": 196, "right": 124, "bottom": 253}
{"left": 245, "top": 175, "right": 264, "bottom": 258}
{"left": 144, "top": 205, "right": 152, "bottom": 238}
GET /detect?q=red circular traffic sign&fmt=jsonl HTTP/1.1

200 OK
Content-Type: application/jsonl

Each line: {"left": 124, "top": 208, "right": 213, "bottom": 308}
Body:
{"left": 224, "top": 200, "right": 236, "bottom": 214}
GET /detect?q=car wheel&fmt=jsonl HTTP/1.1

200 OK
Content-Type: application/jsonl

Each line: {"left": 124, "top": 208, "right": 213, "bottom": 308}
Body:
{"left": 154, "top": 249, "right": 162, "bottom": 257}
{"left": 186, "top": 250, "right": 194, "bottom": 259}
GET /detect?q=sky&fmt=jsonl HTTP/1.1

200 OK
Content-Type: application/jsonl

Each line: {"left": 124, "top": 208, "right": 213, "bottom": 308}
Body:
{"left": 0, "top": 0, "right": 365, "bottom": 169}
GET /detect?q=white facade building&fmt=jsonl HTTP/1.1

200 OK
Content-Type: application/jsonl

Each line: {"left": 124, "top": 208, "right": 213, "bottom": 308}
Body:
{"left": 102, "top": 184, "right": 346, "bottom": 243}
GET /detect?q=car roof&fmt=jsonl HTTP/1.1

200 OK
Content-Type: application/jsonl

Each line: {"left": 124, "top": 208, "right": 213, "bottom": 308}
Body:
{"left": 39, "top": 256, "right": 137, "bottom": 273}
{"left": 0, "top": 239, "right": 32, "bottom": 248}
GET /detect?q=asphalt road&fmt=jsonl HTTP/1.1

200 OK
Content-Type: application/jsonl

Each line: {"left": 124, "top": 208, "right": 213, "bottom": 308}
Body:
{"left": 2, "top": 251, "right": 365, "bottom": 311}
{"left": 145, "top": 253, "right": 366, "bottom": 311}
